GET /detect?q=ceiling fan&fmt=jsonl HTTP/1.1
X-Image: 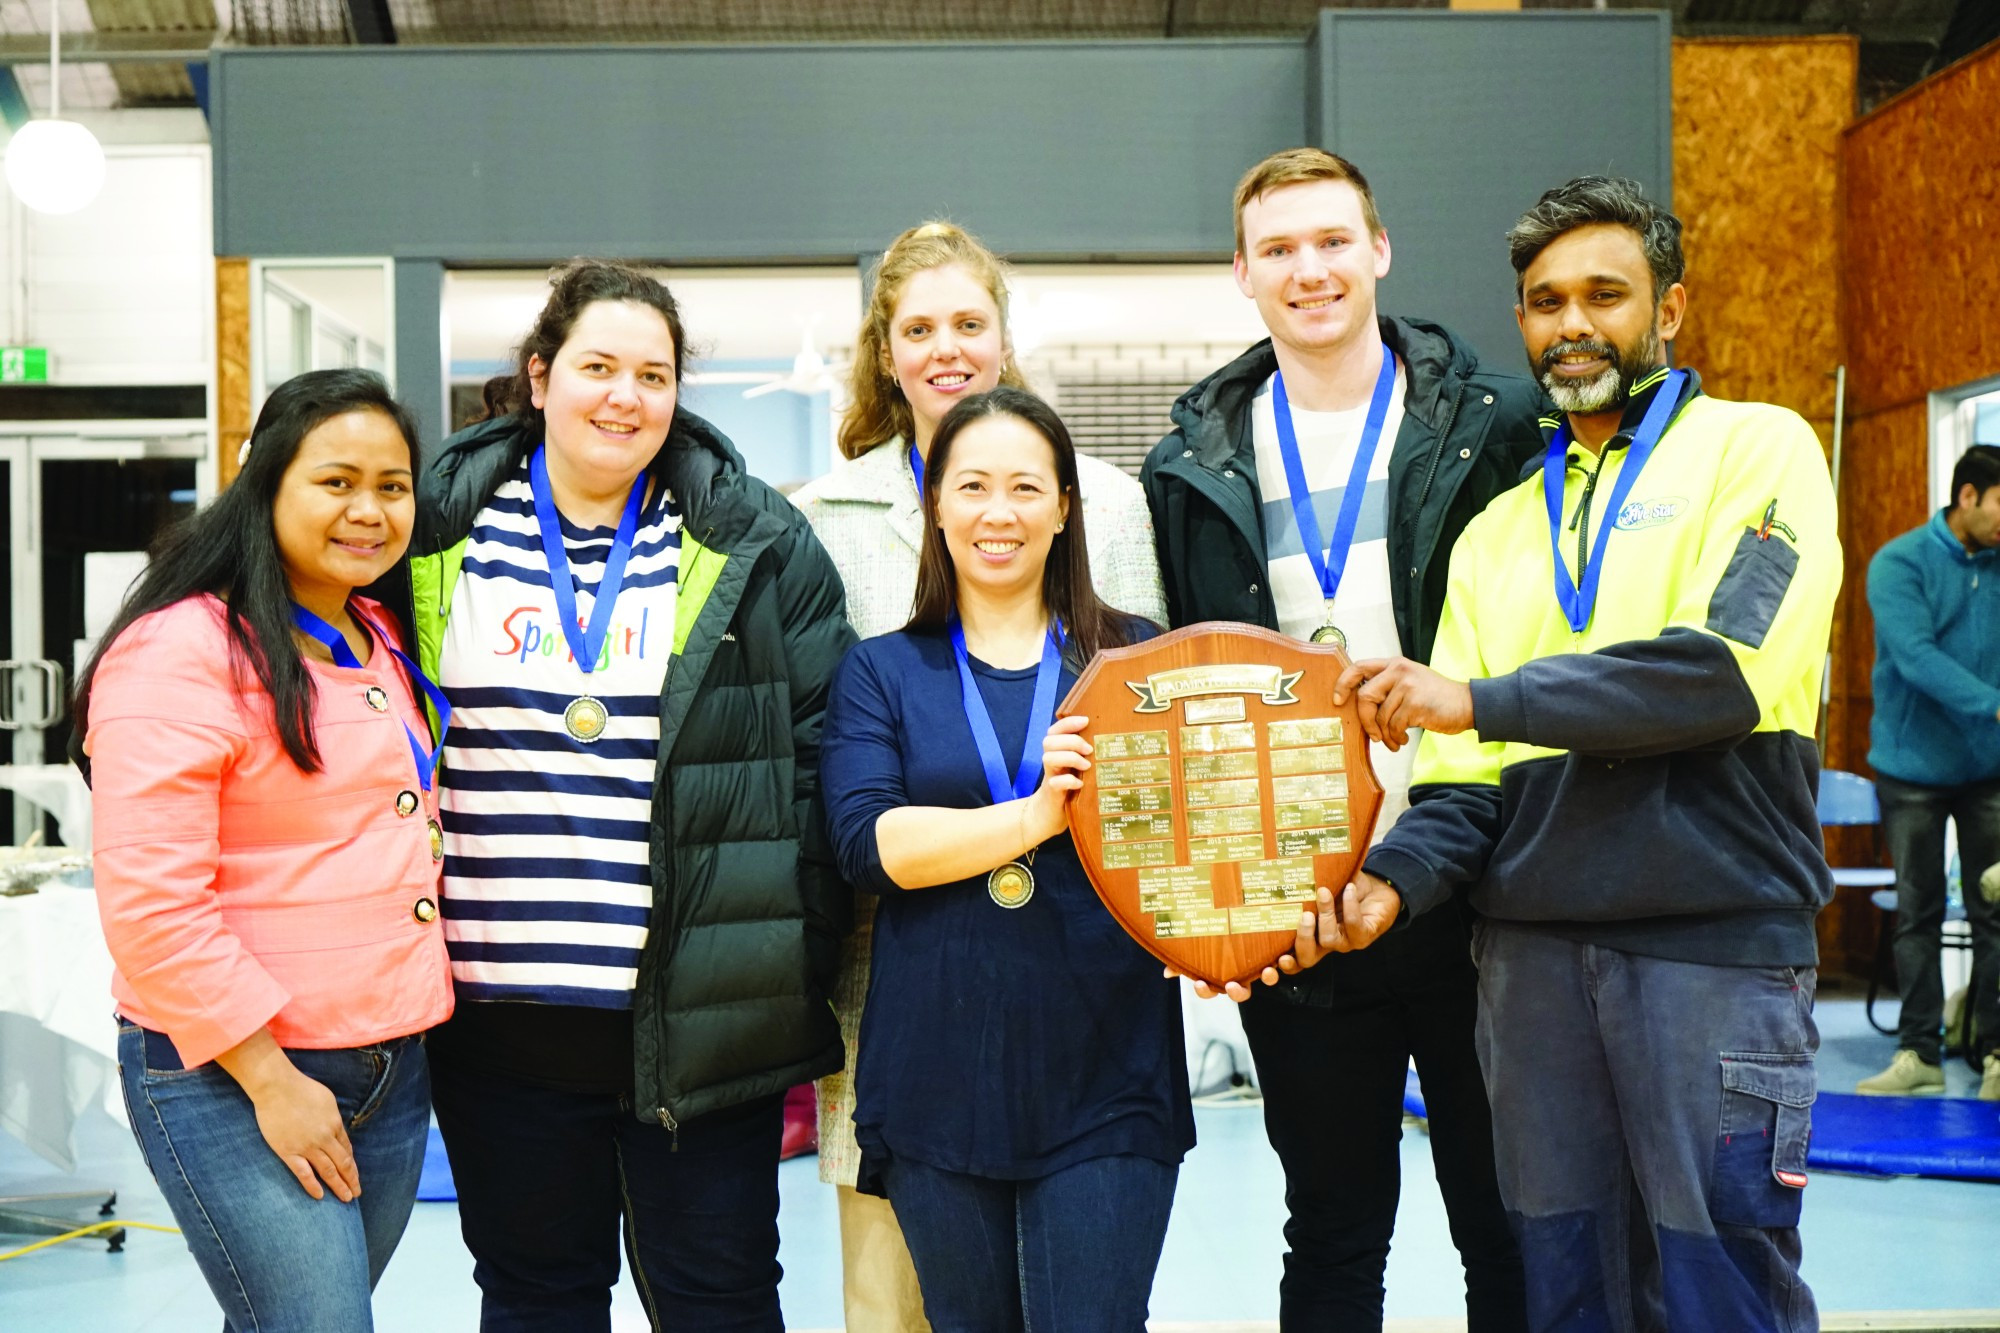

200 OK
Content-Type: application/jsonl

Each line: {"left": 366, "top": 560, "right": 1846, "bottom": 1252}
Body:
{"left": 743, "top": 322, "right": 849, "bottom": 400}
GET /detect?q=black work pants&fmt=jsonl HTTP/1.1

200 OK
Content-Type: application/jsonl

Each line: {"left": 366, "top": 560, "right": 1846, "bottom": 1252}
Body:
{"left": 430, "top": 1051, "right": 785, "bottom": 1333}
{"left": 1877, "top": 772, "right": 2000, "bottom": 1061}
{"left": 1239, "top": 905, "right": 1526, "bottom": 1333}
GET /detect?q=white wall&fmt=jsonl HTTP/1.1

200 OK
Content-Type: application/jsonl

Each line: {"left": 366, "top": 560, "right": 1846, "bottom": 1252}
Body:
{"left": 0, "top": 129, "right": 212, "bottom": 386}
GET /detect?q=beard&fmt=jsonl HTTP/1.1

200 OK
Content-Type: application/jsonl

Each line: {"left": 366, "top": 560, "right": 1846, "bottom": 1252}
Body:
{"left": 1535, "top": 329, "right": 1662, "bottom": 415}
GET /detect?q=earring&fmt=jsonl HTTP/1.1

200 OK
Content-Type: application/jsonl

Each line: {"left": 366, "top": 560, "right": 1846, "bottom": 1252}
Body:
{"left": 1056, "top": 523, "right": 1065, "bottom": 532}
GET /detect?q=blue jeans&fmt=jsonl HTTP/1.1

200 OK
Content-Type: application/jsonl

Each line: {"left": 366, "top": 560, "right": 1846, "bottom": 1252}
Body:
{"left": 428, "top": 1053, "right": 785, "bottom": 1333}
{"left": 117, "top": 1022, "right": 431, "bottom": 1333}
{"left": 1472, "top": 925, "right": 1818, "bottom": 1333}
{"left": 882, "top": 1153, "right": 1178, "bottom": 1333}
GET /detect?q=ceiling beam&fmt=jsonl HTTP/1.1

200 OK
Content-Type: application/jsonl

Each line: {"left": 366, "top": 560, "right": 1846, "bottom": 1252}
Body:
{"left": 344, "top": 0, "right": 398, "bottom": 45}
{"left": 0, "top": 32, "right": 213, "bottom": 64}
{"left": 1678, "top": 20, "right": 1948, "bottom": 46}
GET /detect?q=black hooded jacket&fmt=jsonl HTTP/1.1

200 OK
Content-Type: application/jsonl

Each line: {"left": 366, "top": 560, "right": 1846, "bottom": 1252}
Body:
{"left": 1141, "top": 315, "right": 1543, "bottom": 667}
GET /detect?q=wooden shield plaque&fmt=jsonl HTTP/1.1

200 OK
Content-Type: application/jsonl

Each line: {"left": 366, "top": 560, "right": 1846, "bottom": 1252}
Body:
{"left": 1058, "top": 623, "right": 1383, "bottom": 989}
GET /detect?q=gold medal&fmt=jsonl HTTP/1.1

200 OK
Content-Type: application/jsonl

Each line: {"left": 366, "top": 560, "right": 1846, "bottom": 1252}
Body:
{"left": 1309, "top": 599, "right": 1346, "bottom": 650}
{"left": 987, "top": 860, "right": 1034, "bottom": 909}
{"left": 428, "top": 819, "right": 445, "bottom": 862}
{"left": 564, "top": 696, "right": 609, "bottom": 743}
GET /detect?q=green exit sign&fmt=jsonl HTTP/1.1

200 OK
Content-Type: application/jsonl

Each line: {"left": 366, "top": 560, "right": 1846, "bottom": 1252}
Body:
{"left": 0, "top": 348, "right": 48, "bottom": 382}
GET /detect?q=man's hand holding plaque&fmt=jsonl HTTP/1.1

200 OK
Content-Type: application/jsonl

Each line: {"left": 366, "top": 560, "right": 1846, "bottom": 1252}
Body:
{"left": 1331, "top": 656, "right": 1475, "bottom": 752}
{"left": 1181, "top": 875, "right": 1405, "bottom": 1000}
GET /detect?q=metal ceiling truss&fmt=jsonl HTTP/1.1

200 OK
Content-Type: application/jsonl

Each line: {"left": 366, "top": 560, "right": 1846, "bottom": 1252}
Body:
{"left": 0, "top": 0, "right": 1977, "bottom": 111}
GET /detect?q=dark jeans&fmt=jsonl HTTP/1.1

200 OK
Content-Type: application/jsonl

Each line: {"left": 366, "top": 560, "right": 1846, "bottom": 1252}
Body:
{"left": 118, "top": 1023, "right": 430, "bottom": 1333}
{"left": 429, "top": 1052, "right": 785, "bottom": 1333}
{"left": 882, "top": 1153, "right": 1178, "bottom": 1333}
{"left": 1238, "top": 911, "right": 1526, "bottom": 1333}
{"left": 1877, "top": 773, "right": 2000, "bottom": 1061}
{"left": 1473, "top": 923, "right": 1819, "bottom": 1333}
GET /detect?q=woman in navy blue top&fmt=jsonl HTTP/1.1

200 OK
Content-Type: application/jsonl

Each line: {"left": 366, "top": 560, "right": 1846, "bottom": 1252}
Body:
{"left": 821, "top": 386, "right": 1193, "bottom": 1331}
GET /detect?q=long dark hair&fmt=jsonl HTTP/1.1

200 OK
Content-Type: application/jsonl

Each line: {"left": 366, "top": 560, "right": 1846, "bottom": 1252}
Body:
{"left": 74, "top": 369, "right": 421, "bottom": 775}
{"left": 907, "top": 386, "right": 1146, "bottom": 662}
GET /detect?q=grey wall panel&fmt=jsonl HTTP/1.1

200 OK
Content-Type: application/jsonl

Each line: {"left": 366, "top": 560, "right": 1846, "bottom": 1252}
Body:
{"left": 212, "top": 41, "right": 1306, "bottom": 262}
{"left": 1315, "top": 11, "right": 1673, "bottom": 369}
{"left": 210, "top": 16, "right": 1669, "bottom": 421}
{"left": 393, "top": 259, "right": 446, "bottom": 451}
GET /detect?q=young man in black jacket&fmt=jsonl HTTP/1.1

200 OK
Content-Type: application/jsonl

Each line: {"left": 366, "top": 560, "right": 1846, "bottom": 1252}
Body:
{"left": 1140, "top": 147, "right": 1539, "bottom": 1331}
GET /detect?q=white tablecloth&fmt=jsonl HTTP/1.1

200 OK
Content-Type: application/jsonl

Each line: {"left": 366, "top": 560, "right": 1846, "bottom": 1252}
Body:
{"left": 0, "top": 763, "right": 92, "bottom": 850}
{"left": 0, "top": 886, "right": 120, "bottom": 1171}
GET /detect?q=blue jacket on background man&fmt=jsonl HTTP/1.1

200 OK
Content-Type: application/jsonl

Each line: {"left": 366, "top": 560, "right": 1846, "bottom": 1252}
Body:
{"left": 1868, "top": 510, "right": 2000, "bottom": 788}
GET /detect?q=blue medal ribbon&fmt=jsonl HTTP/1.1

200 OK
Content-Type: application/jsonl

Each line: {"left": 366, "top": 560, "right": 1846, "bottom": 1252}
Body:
{"left": 529, "top": 444, "right": 646, "bottom": 678}
{"left": 949, "top": 620, "right": 1064, "bottom": 804}
{"left": 1273, "top": 348, "right": 1398, "bottom": 618}
{"left": 909, "top": 442, "right": 925, "bottom": 508}
{"left": 290, "top": 603, "right": 452, "bottom": 792}
{"left": 1542, "top": 368, "right": 1686, "bottom": 633}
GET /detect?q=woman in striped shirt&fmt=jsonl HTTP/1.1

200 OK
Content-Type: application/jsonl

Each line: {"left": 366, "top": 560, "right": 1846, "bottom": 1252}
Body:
{"left": 400, "top": 260, "right": 853, "bottom": 1330}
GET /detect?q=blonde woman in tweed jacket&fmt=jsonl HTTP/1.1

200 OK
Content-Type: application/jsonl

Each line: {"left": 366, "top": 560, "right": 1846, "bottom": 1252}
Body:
{"left": 792, "top": 220, "right": 1164, "bottom": 1333}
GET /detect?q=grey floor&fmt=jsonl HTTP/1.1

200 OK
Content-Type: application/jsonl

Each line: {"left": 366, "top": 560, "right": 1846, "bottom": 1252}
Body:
{"left": 1, "top": 993, "right": 1994, "bottom": 1331}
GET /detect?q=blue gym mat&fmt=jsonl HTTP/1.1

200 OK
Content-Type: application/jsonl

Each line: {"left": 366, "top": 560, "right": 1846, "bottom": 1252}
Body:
{"left": 417, "top": 1125, "right": 455, "bottom": 1201}
{"left": 1806, "top": 1092, "right": 2000, "bottom": 1181}
{"left": 1404, "top": 1071, "right": 2000, "bottom": 1182}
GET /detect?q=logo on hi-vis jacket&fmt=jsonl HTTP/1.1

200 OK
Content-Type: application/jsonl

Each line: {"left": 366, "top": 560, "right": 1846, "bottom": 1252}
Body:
{"left": 1615, "top": 496, "right": 1688, "bottom": 531}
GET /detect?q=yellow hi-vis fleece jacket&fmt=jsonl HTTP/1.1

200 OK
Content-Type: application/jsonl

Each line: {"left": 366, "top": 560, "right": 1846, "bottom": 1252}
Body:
{"left": 1362, "top": 368, "right": 1843, "bottom": 967}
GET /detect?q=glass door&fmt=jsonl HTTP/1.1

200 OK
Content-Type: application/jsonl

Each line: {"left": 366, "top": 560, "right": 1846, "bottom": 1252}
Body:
{"left": 0, "top": 431, "right": 204, "bottom": 845}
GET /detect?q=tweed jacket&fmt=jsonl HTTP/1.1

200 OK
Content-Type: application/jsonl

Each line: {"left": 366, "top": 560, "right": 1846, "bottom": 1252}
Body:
{"left": 792, "top": 435, "right": 1166, "bottom": 1185}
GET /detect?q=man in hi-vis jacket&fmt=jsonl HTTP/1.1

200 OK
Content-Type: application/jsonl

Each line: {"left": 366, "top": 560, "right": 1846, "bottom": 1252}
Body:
{"left": 1328, "top": 177, "right": 1842, "bottom": 1329}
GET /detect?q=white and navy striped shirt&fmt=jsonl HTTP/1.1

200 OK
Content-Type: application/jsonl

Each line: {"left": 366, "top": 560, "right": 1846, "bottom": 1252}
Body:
{"left": 1250, "top": 367, "right": 1419, "bottom": 831}
{"left": 438, "top": 457, "right": 680, "bottom": 1007}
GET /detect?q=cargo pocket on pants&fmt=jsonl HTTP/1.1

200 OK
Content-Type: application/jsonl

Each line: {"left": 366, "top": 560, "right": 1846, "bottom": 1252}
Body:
{"left": 1713, "top": 1051, "right": 1814, "bottom": 1228}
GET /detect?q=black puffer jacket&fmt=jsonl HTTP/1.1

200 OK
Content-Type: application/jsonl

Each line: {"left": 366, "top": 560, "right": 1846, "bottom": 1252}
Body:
{"left": 390, "top": 408, "right": 854, "bottom": 1127}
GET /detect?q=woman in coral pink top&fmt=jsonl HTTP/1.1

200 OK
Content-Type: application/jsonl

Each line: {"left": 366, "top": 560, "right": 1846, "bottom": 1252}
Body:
{"left": 77, "top": 369, "right": 452, "bottom": 1332}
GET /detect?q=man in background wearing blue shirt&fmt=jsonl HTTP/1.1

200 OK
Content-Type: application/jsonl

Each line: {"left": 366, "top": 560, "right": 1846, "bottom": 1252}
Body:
{"left": 1858, "top": 443, "right": 2000, "bottom": 1099}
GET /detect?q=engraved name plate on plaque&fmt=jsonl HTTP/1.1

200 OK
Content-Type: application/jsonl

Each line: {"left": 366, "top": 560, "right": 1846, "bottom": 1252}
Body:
{"left": 1059, "top": 623, "right": 1385, "bottom": 990}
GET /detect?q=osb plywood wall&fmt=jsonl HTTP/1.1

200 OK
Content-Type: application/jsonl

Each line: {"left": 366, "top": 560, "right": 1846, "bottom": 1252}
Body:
{"left": 1671, "top": 37, "right": 1867, "bottom": 968}
{"left": 1838, "top": 42, "right": 2000, "bottom": 776}
{"left": 1671, "top": 36, "right": 1853, "bottom": 428}
{"left": 216, "top": 258, "right": 252, "bottom": 490}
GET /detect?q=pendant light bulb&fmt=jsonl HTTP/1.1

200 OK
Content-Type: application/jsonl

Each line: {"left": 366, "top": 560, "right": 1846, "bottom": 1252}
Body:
{"left": 7, "top": 119, "right": 105, "bottom": 215}
{"left": 5, "top": 0, "right": 105, "bottom": 216}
